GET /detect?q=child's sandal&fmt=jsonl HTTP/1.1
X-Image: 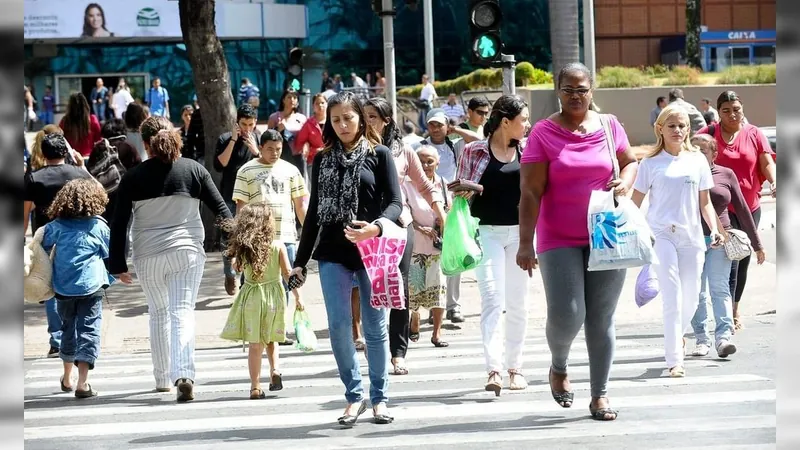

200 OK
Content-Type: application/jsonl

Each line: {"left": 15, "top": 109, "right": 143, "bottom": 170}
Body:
{"left": 250, "top": 387, "right": 266, "bottom": 399}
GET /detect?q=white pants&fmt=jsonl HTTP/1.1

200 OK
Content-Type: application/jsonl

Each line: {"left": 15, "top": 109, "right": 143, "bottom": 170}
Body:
{"left": 652, "top": 232, "right": 705, "bottom": 369}
{"left": 475, "top": 225, "right": 529, "bottom": 373}
{"left": 134, "top": 249, "right": 206, "bottom": 388}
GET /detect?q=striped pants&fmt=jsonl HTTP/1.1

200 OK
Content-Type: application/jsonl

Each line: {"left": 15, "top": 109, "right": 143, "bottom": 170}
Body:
{"left": 134, "top": 249, "right": 206, "bottom": 389}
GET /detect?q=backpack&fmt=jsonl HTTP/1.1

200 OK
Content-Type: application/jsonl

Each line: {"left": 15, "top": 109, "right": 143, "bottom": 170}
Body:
{"left": 86, "top": 138, "right": 126, "bottom": 194}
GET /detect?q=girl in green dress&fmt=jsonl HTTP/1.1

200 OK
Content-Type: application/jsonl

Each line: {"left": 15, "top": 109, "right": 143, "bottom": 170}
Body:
{"left": 220, "top": 202, "right": 303, "bottom": 399}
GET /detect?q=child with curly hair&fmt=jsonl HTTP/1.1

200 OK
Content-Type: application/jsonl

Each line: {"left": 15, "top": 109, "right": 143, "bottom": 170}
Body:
{"left": 41, "top": 178, "right": 120, "bottom": 398}
{"left": 220, "top": 202, "right": 303, "bottom": 399}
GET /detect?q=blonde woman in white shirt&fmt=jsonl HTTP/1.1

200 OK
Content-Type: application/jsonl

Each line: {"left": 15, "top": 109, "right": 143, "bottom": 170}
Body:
{"left": 631, "top": 103, "right": 723, "bottom": 378}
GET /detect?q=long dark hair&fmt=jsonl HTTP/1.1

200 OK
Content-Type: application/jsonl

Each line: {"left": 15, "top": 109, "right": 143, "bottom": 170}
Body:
{"left": 321, "top": 92, "right": 382, "bottom": 152}
{"left": 82, "top": 3, "right": 110, "bottom": 37}
{"left": 483, "top": 94, "right": 528, "bottom": 148}
{"left": 365, "top": 97, "right": 401, "bottom": 148}
{"left": 62, "top": 93, "right": 91, "bottom": 145}
{"left": 278, "top": 89, "right": 299, "bottom": 114}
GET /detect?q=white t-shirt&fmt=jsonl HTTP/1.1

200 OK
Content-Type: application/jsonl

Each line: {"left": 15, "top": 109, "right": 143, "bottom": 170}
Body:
{"left": 420, "top": 83, "right": 437, "bottom": 103}
{"left": 112, "top": 90, "right": 134, "bottom": 119}
{"left": 632, "top": 150, "right": 714, "bottom": 249}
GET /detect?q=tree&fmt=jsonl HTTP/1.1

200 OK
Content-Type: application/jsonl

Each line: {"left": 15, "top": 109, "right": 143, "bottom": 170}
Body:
{"left": 178, "top": 0, "right": 236, "bottom": 249}
{"left": 686, "top": 0, "right": 702, "bottom": 68}
{"left": 548, "top": 0, "right": 580, "bottom": 91}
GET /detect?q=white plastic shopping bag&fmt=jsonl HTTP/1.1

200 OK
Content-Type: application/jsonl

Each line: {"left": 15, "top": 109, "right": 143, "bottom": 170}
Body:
{"left": 356, "top": 218, "right": 408, "bottom": 310}
{"left": 587, "top": 190, "right": 654, "bottom": 271}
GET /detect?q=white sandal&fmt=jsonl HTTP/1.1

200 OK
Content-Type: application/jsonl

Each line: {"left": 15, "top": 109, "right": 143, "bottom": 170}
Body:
{"left": 669, "top": 365, "right": 685, "bottom": 378}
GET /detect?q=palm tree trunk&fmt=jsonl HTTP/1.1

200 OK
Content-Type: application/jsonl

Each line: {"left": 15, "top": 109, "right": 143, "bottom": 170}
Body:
{"left": 548, "top": 0, "right": 580, "bottom": 89}
{"left": 686, "top": 0, "right": 702, "bottom": 68}
{"left": 178, "top": 0, "right": 236, "bottom": 250}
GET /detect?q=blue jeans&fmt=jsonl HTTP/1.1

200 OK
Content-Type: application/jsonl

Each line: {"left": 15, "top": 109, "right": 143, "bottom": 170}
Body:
{"left": 45, "top": 298, "right": 62, "bottom": 349}
{"left": 319, "top": 261, "right": 389, "bottom": 405}
{"left": 222, "top": 200, "right": 238, "bottom": 278}
{"left": 56, "top": 290, "right": 104, "bottom": 369}
{"left": 93, "top": 103, "right": 106, "bottom": 121}
{"left": 39, "top": 111, "right": 54, "bottom": 125}
{"left": 691, "top": 244, "right": 734, "bottom": 346}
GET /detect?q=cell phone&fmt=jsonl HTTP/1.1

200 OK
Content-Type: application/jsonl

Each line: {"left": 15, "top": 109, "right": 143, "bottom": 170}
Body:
{"left": 287, "top": 267, "right": 307, "bottom": 290}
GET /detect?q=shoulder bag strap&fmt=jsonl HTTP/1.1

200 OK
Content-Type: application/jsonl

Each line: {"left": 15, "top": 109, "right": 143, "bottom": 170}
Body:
{"left": 440, "top": 176, "right": 449, "bottom": 210}
{"left": 599, "top": 114, "right": 620, "bottom": 180}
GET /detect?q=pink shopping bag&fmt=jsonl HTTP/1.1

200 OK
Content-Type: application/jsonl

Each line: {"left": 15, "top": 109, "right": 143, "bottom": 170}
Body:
{"left": 355, "top": 218, "right": 408, "bottom": 310}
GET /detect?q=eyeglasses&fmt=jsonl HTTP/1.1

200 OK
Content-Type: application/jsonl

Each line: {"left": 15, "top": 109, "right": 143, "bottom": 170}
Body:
{"left": 474, "top": 110, "right": 490, "bottom": 116}
{"left": 559, "top": 88, "right": 591, "bottom": 97}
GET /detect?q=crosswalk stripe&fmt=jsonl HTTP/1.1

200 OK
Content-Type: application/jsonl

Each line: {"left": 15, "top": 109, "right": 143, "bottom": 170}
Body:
{"left": 23, "top": 339, "right": 646, "bottom": 378}
{"left": 23, "top": 389, "right": 775, "bottom": 440}
{"left": 22, "top": 373, "right": 769, "bottom": 420}
{"left": 22, "top": 347, "right": 676, "bottom": 389}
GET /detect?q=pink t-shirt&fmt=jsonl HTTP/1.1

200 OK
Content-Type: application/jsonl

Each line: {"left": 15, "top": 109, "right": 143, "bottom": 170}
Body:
{"left": 521, "top": 116, "right": 629, "bottom": 254}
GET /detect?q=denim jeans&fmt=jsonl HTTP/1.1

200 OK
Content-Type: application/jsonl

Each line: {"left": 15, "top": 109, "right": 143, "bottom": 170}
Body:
{"left": 691, "top": 244, "right": 734, "bottom": 346}
{"left": 222, "top": 200, "right": 238, "bottom": 278}
{"left": 319, "top": 261, "right": 389, "bottom": 405}
{"left": 93, "top": 103, "right": 106, "bottom": 121}
{"left": 45, "top": 298, "right": 62, "bottom": 349}
{"left": 56, "top": 290, "right": 104, "bottom": 370}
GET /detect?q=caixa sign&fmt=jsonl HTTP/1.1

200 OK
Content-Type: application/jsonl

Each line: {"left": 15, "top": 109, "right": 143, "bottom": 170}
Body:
{"left": 701, "top": 30, "right": 776, "bottom": 42}
{"left": 728, "top": 31, "right": 757, "bottom": 40}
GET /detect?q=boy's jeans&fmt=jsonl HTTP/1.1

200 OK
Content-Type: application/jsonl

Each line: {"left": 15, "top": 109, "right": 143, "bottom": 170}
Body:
{"left": 318, "top": 261, "right": 389, "bottom": 405}
{"left": 691, "top": 244, "right": 735, "bottom": 346}
{"left": 56, "top": 290, "right": 104, "bottom": 369}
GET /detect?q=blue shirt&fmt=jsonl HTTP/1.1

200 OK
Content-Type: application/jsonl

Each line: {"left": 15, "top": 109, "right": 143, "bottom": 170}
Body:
{"left": 145, "top": 86, "right": 170, "bottom": 116}
{"left": 238, "top": 84, "right": 260, "bottom": 105}
{"left": 42, "top": 217, "right": 115, "bottom": 297}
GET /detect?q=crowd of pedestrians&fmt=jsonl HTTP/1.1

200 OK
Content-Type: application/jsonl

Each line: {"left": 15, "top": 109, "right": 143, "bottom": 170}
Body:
{"left": 25, "top": 61, "right": 776, "bottom": 427}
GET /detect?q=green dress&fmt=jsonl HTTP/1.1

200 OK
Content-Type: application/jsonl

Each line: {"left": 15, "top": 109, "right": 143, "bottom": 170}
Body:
{"left": 220, "top": 243, "right": 286, "bottom": 345}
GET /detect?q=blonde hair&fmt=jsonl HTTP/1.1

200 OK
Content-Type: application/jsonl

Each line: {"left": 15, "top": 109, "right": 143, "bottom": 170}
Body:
{"left": 647, "top": 103, "right": 698, "bottom": 158}
{"left": 30, "top": 125, "right": 64, "bottom": 170}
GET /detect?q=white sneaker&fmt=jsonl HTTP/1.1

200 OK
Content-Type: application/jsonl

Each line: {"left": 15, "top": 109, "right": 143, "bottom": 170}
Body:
{"left": 691, "top": 343, "right": 710, "bottom": 357}
{"left": 717, "top": 341, "right": 737, "bottom": 358}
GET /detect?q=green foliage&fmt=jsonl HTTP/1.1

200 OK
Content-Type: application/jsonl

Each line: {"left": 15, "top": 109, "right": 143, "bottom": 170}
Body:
{"left": 596, "top": 66, "right": 652, "bottom": 88}
{"left": 397, "top": 62, "right": 550, "bottom": 97}
{"left": 640, "top": 64, "right": 670, "bottom": 77}
{"left": 716, "top": 64, "right": 776, "bottom": 85}
{"left": 665, "top": 65, "right": 703, "bottom": 85}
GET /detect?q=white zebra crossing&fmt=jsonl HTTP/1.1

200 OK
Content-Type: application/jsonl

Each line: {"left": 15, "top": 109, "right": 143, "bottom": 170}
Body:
{"left": 24, "top": 329, "right": 776, "bottom": 448}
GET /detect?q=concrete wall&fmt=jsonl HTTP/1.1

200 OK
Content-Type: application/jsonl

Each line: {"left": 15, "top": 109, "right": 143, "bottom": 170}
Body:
{"left": 519, "top": 84, "right": 776, "bottom": 146}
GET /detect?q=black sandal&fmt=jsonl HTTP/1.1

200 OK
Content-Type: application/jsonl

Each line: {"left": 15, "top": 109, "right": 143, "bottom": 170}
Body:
{"left": 338, "top": 400, "right": 368, "bottom": 427}
{"left": 75, "top": 384, "right": 97, "bottom": 398}
{"left": 373, "top": 402, "right": 394, "bottom": 424}
{"left": 430, "top": 338, "right": 449, "bottom": 348}
{"left": 268, "top": 372, "right": 283, "bottom": 391}
{"left": 589, "top": 403, "right": 618, "bottom": 421}
{"left": 60, "top": 376, "right": 73, "bottom": 392}
{"left": 549, "top": 368, "right": 573, "bottom": 408}
{"left": 250, "top": 388, "right": 266, "bottom": 399}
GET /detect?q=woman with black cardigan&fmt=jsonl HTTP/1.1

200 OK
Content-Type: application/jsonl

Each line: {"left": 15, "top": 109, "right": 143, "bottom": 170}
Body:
{"left": 291, "top": 92, "right": 402, "bottom": 425}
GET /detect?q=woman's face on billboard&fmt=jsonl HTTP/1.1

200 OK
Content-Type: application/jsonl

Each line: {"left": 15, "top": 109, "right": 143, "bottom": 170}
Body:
{"left": 87, "top": 7, "right": 104, "bottom": 30}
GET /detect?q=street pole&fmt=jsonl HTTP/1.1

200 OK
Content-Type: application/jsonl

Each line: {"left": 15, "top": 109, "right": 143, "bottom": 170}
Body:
{"left": 381, "top": 0, "right": 397, "bottom": 122}
{"left": 583, "top": 0, "right": 596, "bottom": 75}
{"left": 423, "top": 0, "right": 435, "bottom": 81}
{"left": 302, "top": 88, "right": 311, "bottom": 116}
{"left": 501, "top": 54, "right": 516, "bottom": 96}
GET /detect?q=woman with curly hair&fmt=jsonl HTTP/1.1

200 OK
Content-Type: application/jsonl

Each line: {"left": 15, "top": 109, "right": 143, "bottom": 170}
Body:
{"left": 109, "top": 117, "right": 231, "bottom": 402}
{"left": 219, "top": 202, "right": 303, "bottom": 399}
{"left": 41, "top": 178, "right": 116, "bottom": 398}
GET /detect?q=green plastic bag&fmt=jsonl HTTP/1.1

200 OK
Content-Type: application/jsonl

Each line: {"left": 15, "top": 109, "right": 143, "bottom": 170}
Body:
{"left": 440, "top": 196, "right": 483, "bottom": 276}
{"left": 293, "top": 310, "right": 317, "bottom": 353}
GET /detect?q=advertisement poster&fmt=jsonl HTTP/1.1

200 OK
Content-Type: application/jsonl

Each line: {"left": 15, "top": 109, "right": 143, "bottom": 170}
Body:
{"left": 24, "top": 1, "right": 182, "bottom": 39}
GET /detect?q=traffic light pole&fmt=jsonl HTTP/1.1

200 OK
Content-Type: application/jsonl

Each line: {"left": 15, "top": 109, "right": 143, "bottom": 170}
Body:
{"left": 501, "top": 53, "right": 516, "bottom": 96}
{"left": 380, "top": 0, "right": 398, "bottom": 123}
{"left": 423, "top": 0, "right": 435, "bottom": 81}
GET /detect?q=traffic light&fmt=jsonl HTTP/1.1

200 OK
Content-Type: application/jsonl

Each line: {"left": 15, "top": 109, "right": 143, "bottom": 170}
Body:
{"left": 469, "top": 0, "right": 503, "bottom": 66}
{"left": 286, "top": 47, "right": 303, "bottom": 91}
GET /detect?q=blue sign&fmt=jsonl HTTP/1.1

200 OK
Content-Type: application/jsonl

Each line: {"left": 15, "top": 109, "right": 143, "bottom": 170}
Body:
{"left": 700, "top": 30, "right": 776, "bottom": 42}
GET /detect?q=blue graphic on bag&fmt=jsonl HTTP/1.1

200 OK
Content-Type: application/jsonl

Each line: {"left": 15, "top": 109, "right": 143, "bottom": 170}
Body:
{"left": 591, "top": 211, "right": 627, "bottom": 250}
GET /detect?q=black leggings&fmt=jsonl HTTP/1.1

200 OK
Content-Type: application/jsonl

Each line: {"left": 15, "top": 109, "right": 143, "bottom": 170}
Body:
{"left": 389, "top": 224, "right": 415, "bottom": 359}
{"left": 728, "top": 207, "right": 761, "bottom": 303}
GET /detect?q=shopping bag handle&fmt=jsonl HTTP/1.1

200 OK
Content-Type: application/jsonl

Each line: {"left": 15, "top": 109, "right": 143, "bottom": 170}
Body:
{"left": 600, "top": 114, "right": 620, "bottom": 182}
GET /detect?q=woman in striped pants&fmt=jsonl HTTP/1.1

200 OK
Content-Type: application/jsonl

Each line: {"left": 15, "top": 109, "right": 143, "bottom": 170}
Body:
{"left": 109, "top": 116, "right": 231, "bottom": 402}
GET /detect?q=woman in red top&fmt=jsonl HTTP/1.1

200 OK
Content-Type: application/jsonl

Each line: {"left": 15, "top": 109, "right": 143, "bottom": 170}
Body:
{"left": 295, "top": 93, "right": 327, "bottom": 183}
{"left": 60, "top": 93, "right": 102, "bottom": 157}
{"left": 696, "top": 90, "right": 776, "bottom": 330}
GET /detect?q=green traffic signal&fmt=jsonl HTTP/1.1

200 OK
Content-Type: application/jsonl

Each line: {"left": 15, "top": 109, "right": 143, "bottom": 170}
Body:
{"left": 290, "top": 78, "right": 301, "bottom": 91}
{"left": 474, "top": 33, "right": 500, "bottom": 61}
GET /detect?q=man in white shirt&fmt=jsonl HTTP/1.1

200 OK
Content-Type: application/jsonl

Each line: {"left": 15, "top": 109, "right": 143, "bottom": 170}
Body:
{"left": 418, "top": 74, "right": 437, "bottom": 133}
{"left": 351, "top": 73, "right": 369, "bottom": 97}
{"left": 699, "top": 98, "right": 720, "bottom": 123}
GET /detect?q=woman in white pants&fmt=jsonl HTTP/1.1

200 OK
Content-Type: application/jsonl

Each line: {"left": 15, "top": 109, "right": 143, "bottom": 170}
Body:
{"left": 631, "top": 104, "right": 723, "bottom": 378}
{"left": 109, "top": 116, "right": 231, "bottom": 402}
{"left": 454, "top": 95, "right": 531, "bottom": 395}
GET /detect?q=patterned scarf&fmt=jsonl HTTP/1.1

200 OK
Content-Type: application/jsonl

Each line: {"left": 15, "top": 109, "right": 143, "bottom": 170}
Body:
{"left": 316, "top": 137, "right": 369, "bottom": 225}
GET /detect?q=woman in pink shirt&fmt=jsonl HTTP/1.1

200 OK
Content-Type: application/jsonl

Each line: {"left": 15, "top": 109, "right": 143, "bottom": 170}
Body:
{"left": 517, "top": 63, "right": 638, "bottom": 421}
{"left": 696, "top": 90, "right": 776, "bottom": 330}
{"left": 363, "top": 97, "right": 446, "bottom": 375}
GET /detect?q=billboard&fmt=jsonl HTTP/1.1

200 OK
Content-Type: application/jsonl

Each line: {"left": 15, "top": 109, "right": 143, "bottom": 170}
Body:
{"left": 24, "top": 1, "right": 181, "bottom": 39}
{"left": 24, "top": 0, "right": 308, "bottom": 40}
